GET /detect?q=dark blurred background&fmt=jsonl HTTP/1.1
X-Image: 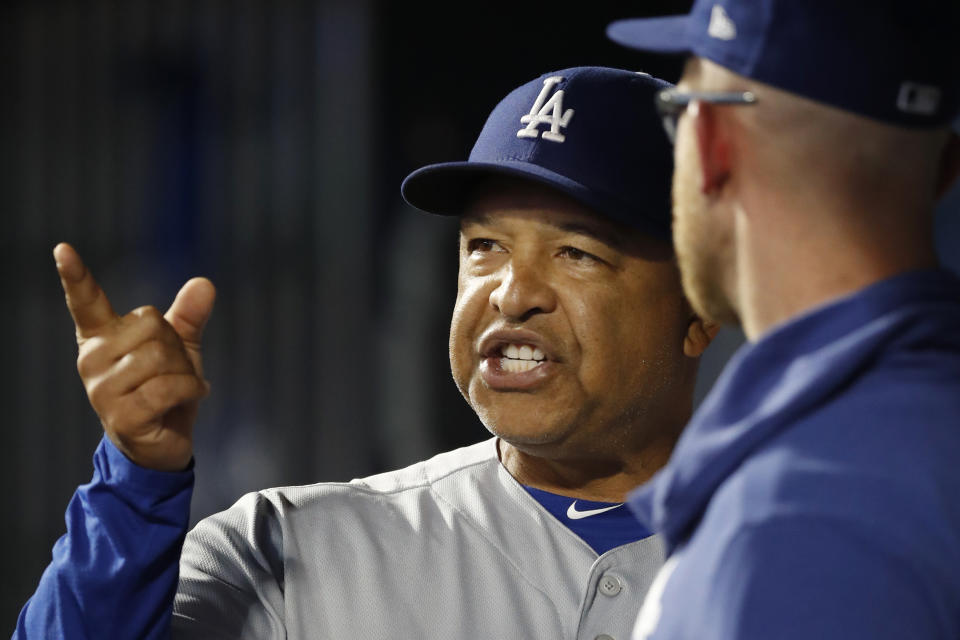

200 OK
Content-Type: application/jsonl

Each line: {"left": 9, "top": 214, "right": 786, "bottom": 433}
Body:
{"left": 2, "top": 0, "right": 959, "bottom": 628}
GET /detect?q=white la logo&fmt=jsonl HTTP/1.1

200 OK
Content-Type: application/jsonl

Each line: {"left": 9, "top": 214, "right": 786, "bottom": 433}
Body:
{"left": 517, "top": 76, "right": 574, "bottom": 143}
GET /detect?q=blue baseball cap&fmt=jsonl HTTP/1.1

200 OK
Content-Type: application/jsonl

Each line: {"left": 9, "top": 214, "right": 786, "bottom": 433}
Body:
{"left": 607, "top": 1, "right": 960, "bottom": 128}
{"left": 401, "top": 66, "right": 674, "bottom": 238}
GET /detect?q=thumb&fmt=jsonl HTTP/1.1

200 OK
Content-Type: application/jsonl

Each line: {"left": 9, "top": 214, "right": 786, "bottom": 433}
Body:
{"left": 165, "top": 277, "right": 216, "bottom": 348}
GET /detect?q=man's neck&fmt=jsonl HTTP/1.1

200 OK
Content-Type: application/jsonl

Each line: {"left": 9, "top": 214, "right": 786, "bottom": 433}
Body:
{"left": 734, "top": 200, "right": 938, "bottom": 341}
{"left": 497, "top": 435, "right": 676, "bottom": 503}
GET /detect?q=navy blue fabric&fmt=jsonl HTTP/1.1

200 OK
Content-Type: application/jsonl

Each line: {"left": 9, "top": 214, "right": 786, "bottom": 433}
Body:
{"left": 628, "top": 269, "right": 960, "bottom": 638}
{"left": 401, "top": 67, "right": 675, "bottom": 237}
{"left": 13, "top": 437, "right": 192, "bottom": 640}
{"left": 524, "top": 485, "right": 652, "bottom": 555}
{"left": 608, "top": 0, "right": 960, "bottom": 127}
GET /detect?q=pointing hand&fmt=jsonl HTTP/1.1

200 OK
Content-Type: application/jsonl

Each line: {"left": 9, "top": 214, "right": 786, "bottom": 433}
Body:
{"left": 54, "top": 243, "right": 216, "bottom": 471}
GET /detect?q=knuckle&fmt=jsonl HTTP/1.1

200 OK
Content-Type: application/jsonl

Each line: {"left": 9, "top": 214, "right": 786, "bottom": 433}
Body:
{"left": 76, "top": 354, "right": 92, "bottom": 378}
{"left": 76, "top": 335, "right": 107, "bottom": 367}
{"left": 76, "top": 347, "right": 100, "bottom": 379}
{"left": 131, "top": 305, "right": 164, "bottom": 330}
{"left": 134, "top": 304, "right": 162, "bottom": 320}
{"left": 86, "top": 378, "right": 108, "bottom": 408}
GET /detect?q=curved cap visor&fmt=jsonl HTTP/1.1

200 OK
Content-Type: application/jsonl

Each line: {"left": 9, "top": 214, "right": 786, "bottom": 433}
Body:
{"left": 400, "top": 67, "right": 675, "bottom": 237}
{"left": 606, "top": 15, "right": 693, "bottom": 53}
{"left": 401, "top": 160, "right": 671, "bottom": 238}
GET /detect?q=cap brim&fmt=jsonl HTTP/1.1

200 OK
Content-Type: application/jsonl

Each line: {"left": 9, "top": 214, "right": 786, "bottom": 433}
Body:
{"left": 403, "top": 161, "right": 588, "bottom": 216}
{"left": 401, "top": 161, "right": 670, "bottom": 238}
{"left": 606, "top": 15, "right": 692, "bottom": 54}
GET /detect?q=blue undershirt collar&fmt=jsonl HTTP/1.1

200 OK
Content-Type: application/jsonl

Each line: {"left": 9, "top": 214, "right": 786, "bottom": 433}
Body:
{"left": 523, "top": 485, "right": 653, "bottom": 555}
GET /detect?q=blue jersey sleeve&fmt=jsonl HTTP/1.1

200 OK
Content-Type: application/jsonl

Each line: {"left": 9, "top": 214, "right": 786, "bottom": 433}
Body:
{"left": 13, "top": 436, "right": 194, "bottom": 640}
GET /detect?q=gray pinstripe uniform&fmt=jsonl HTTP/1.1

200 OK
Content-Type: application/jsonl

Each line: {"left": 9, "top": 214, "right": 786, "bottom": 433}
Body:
{"left": 173, "top": 437, "right": 664, "bottom": 639}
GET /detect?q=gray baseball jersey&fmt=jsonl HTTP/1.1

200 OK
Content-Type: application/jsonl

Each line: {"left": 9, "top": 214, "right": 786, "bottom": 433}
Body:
{"left": 173, "top": 437, "right": 664, "bottom": 639}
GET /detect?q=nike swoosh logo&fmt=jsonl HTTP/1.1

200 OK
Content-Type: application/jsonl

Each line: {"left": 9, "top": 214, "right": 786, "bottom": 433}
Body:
{"left": 566, "top": 501, "right": 624, "bottom": 520}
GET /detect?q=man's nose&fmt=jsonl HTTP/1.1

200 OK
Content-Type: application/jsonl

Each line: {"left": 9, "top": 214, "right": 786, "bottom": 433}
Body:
{"left": 488, "top": 260, "right": 557, "bottom": 320}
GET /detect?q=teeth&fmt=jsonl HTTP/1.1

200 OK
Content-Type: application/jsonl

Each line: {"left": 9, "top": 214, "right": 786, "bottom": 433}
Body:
{"left": 499, "top": 343, "right": 546, "bottom": 362}
{"left": 500, "top": 344, "right": 546, "bottom": 361}
{"left": 496, "top": 342, "right": 548, "bottom": 373}
{"left": 500, "top": 358, "right": 541, "bottom": 373}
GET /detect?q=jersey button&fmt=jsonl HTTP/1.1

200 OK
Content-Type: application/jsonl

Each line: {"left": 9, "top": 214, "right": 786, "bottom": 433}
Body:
{"left": 598, "top": 574, "right": 622, "bottom": 597}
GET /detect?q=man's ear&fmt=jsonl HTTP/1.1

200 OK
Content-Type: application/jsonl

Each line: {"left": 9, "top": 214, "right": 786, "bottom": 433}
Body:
{"left": 683, "top": 315, "right": 720, "bottom": 358}
{"left": 935, "top": 132, "right": 960, "bottom": 200}
{"left": 689, "top": 101, "right": 733, "bottom": 195}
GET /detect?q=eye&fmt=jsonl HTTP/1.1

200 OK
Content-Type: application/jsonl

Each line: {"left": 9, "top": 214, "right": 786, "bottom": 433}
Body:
{"left": 558, "top": 246, "right": 601, "bottom": 264}
{"left": 466, "top": 238, "right": 505, "bottom": 253}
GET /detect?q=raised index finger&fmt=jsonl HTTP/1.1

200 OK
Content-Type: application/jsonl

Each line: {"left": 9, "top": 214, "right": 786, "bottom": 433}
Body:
{"left": 54, "top": 243, "right": 118, "bottom": 337}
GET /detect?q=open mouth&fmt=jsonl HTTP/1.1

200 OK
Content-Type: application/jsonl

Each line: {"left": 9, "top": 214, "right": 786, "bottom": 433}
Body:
{"left": 477, "top": 329, "right": 556, "bottom": 390}
{"left": 497, "top": 343, "right": 547, "bottom": 373}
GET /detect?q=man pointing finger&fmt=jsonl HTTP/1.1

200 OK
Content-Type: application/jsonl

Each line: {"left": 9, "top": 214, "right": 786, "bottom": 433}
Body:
{"left": 18, "top": 67, "right": 716, "bottom": 640}
{"left": 53, "top": 242, "right": 214, "bottom": 472}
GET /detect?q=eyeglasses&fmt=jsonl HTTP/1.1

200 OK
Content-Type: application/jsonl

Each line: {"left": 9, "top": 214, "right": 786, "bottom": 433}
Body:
{"left": 655, "top": 89, "right": 758, "bottom": 144}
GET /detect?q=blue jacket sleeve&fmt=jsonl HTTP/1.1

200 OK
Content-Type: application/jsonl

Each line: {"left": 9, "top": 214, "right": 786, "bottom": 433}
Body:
{"left": 12, "top": 436, "right": 195, "bottom": 640}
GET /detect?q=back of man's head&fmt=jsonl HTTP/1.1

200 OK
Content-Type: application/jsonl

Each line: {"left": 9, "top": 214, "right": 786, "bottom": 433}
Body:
{"left": 608, "top": 0, "right": 960, "bottom": 335}
{"left": 683, "top": 58, "right": 955, "bottom": 219}
{"left": 609, "top": 0, "right": 959, "bottom": 127}
{"left": 609, "top": 0, "right": 960, "bottom": 210}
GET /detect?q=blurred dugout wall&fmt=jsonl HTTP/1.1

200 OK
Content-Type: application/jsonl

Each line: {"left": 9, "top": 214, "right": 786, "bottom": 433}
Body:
{"left": 0, "top": 0, "right": 393, "bottom": 623}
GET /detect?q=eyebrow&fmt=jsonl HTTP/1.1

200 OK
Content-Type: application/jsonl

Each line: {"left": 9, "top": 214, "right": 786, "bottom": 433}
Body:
{"left": 462, "top": 213, "right": 625, "bottom": 250}
{"left": 555, "top": 221, "right": 625, "bottom": 250}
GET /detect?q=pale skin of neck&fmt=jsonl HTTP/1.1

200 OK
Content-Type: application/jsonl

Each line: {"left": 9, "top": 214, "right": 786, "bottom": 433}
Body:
{"left": 733, "top": 179, "right": 939, "bottom": 341}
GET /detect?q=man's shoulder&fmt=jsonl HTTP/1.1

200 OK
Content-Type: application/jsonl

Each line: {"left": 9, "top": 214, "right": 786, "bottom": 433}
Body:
{"left": 781, "top": 358, "right": 960, "bottom": 473}
{"left": 184, "top": 438, "right": 505, "bottom": 560}
{"left": 751, "top": 334, "right": 960, "bottom": 482}
{"left": 349, "top": 437, "right": 500, "bottom": 493}
{"left": 677, "top": 425, "right": 960, "bottom": 635}
{"left": 224, "top": 437, "right": 502, "bottom": 517}
{"left": 708, "top": 403, "right": 960, "bottom": 561}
